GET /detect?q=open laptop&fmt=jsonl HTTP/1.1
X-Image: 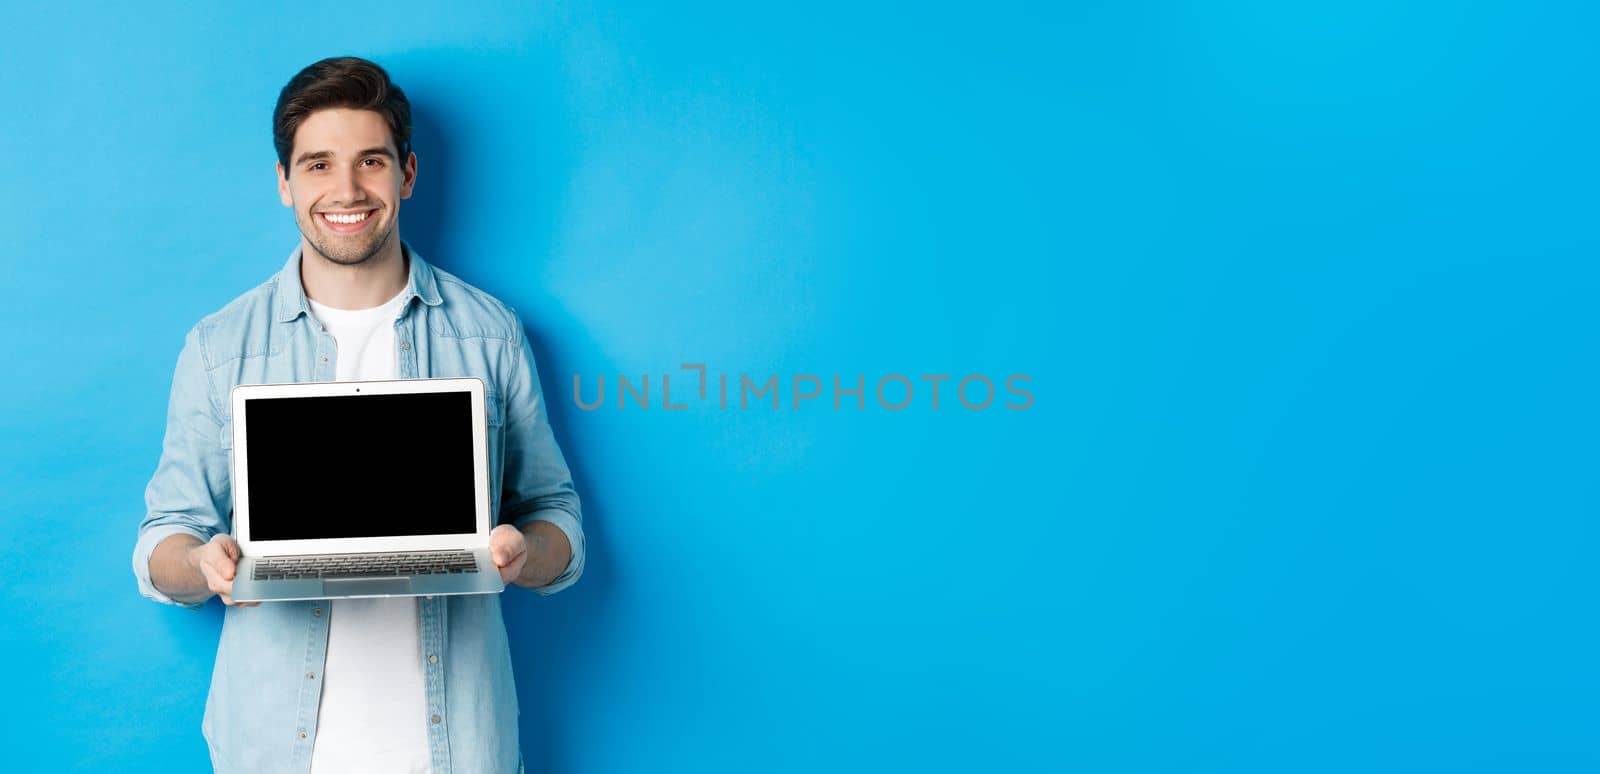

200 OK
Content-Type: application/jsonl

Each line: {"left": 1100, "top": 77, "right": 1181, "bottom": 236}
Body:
{"left": 228, "top": 376, "right": 506, "bottom": 602}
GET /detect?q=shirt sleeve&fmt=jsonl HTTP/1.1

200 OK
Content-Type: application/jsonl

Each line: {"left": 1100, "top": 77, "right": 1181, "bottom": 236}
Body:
{"left": 499, "top": 312, "right": 586, "bottom": 595}
{"left": 132, "top": 323, "right": 231, "bottom": 609}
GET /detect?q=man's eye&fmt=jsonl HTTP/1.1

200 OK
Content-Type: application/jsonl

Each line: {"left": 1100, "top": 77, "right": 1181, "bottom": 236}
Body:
{"left": 309, "top": 162, "right": 327, "bottom": 171}
{"left": 362, "top": 158, "right": 384, "bottom": 167}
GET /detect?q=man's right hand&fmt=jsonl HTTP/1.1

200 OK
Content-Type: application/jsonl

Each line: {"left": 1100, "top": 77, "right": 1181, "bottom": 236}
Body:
{"left": 188, "top": 534, "right": 261, "bottom": 607}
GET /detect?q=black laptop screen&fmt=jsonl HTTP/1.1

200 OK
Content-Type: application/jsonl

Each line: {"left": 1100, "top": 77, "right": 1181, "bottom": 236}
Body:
{"left": 244, "top": 390, "right": 478, "bottom": 540}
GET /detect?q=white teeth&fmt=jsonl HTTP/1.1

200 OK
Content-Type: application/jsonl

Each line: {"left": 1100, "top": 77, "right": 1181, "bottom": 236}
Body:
{"left": 323, "top": 211, "right": 370, "bottom": 224}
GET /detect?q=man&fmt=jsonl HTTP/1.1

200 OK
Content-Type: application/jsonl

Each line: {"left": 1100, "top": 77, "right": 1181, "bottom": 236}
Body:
{"left": 131, "top": 56, "right": 584, "bottom": 774}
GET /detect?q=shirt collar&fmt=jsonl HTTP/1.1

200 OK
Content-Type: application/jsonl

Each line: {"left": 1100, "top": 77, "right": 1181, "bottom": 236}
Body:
{"left": 275, "top": 239, "right": 442, "bottom": 323}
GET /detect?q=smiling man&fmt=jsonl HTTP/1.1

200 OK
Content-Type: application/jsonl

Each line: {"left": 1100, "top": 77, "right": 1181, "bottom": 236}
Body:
{"left": 132, "top": 57, "right": 584, "bottom": 774}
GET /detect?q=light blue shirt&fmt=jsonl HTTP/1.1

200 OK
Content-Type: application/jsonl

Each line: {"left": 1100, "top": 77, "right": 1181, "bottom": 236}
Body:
{"left": 132, "top": 241, "right": 585, "bottom": 774}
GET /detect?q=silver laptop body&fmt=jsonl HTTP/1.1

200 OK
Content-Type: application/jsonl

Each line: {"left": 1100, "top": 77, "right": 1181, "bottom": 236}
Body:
{"left": 228, "top": 377, "right": 505, "bottom": 602}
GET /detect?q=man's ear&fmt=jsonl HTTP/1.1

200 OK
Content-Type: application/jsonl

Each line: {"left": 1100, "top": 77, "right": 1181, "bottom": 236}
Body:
{"left": 277, "top": 162, "right": 294, "bottom": 207}
{"left": 399, "top": 152, "right": 417, "bottom": 200}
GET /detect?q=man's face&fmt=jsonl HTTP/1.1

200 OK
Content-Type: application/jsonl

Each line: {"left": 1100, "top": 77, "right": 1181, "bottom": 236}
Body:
{"left": 277, "top": 108, "right": 416, "bottom": 266}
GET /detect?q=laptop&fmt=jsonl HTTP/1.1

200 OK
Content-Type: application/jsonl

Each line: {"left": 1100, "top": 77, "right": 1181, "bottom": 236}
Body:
{"left": 228, "top": 376, "right": 506, "bottom": 602}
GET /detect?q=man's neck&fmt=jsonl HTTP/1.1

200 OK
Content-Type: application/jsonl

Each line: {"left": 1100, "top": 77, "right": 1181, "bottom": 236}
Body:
{"left": 300, "top": 237, "right": 408, "bottom": 311}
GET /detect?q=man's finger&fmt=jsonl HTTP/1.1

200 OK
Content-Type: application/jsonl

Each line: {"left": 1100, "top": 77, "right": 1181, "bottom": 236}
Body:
{"left": 200, "top": 558, "right": 234, "bottom": 596}
{"left": 205, "top": 551, "right": 236, "bottom": 582}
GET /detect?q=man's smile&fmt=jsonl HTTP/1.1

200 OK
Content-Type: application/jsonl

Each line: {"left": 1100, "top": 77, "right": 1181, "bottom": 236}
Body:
{"left": 317, "top": 208, "right": 379, "bottom": 233}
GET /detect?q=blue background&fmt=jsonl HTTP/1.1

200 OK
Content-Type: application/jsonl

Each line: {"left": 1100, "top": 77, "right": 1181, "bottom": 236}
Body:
{"left": 2, "top": 1, "right": 1595, "bottom": 771}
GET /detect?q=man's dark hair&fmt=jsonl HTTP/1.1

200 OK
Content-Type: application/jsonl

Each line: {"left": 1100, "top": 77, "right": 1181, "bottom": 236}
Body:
{"left": 273, "top": 56, "right": 412, "bottom": 177}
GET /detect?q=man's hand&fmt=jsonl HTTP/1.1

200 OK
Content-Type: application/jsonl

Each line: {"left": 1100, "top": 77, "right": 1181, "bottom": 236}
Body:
{"left": 489, "top": 524, "right": 528, "bottom": 585}
{"left": 490, "top": 521, "right": 572, "bottom": 589}
{"left": 189, "top": 534, "right": 260, "bottom": 607}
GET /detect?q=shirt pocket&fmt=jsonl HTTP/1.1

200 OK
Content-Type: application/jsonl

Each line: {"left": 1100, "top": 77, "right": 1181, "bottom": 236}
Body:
{"left": 219, "top": 410, "right": 234, "bottom": 451}
{"left": 485, "top": 390, "right": 506, "bottom": 428}
{"left": 485, "top": 391, "right": 506, "bottom": 514}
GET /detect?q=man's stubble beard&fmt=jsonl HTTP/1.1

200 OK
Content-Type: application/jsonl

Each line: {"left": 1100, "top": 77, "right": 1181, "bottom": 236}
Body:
{"left": 299, "top": 209, "right": 398, "bottom": 267}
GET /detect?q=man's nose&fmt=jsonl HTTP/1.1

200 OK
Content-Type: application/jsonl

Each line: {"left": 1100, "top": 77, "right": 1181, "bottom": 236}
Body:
{"left": 331, "top": 167, "right": 365, "bottom": 206}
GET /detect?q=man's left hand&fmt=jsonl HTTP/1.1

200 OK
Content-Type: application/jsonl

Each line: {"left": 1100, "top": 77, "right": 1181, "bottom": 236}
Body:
{"left": 488, "top": 524, "right": 527, "bottom": 586}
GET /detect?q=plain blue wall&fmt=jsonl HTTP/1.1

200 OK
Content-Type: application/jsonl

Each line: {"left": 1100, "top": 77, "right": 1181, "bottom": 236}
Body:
{"left": 3, "top": 1, "right": 1596, "bottom": 771}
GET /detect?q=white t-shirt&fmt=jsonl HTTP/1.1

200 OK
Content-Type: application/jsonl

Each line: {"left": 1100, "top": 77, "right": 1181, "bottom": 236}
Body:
{"left": 305, "top": 281, "right": 433, "bottom": 774}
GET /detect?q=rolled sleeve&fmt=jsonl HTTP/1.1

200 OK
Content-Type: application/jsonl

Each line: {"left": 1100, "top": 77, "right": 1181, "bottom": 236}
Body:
{"left": 500, "top": 312, "right": 585, "bottom": 596}
{"left": 133, "top": 324, "right": 231, "bottom": 608}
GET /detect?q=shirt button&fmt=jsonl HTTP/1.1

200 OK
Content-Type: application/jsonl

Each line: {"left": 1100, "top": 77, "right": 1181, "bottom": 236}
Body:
{"left": 313, "top": 608, "right": 323, "bottom": 616}
{"left": 307, "top": 672, "right": 316, "bottom": 680}
{"left": 320, "top": 355, "right": 329, "bottom": 363}
{"left": 400, "top": 340, "right": 412, "bottom": 350}
{"left": 428, "top": 654, "right": 438, "bottom": 664}
{"left": 298, "top": 730, "right": 307, "bottom": 739}
{"left": 431, "top": 714, "right": 441, "bottom": 724}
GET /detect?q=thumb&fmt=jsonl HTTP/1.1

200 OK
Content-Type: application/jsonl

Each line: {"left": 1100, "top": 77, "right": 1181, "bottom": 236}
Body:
{"left": 215, "top": 535, "right": 239, "bottom": 578}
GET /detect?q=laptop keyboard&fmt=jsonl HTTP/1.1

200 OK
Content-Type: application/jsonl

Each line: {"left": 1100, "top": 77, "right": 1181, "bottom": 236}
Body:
{"left": 251, "top": 551, "right": 479, "bottom": 581}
